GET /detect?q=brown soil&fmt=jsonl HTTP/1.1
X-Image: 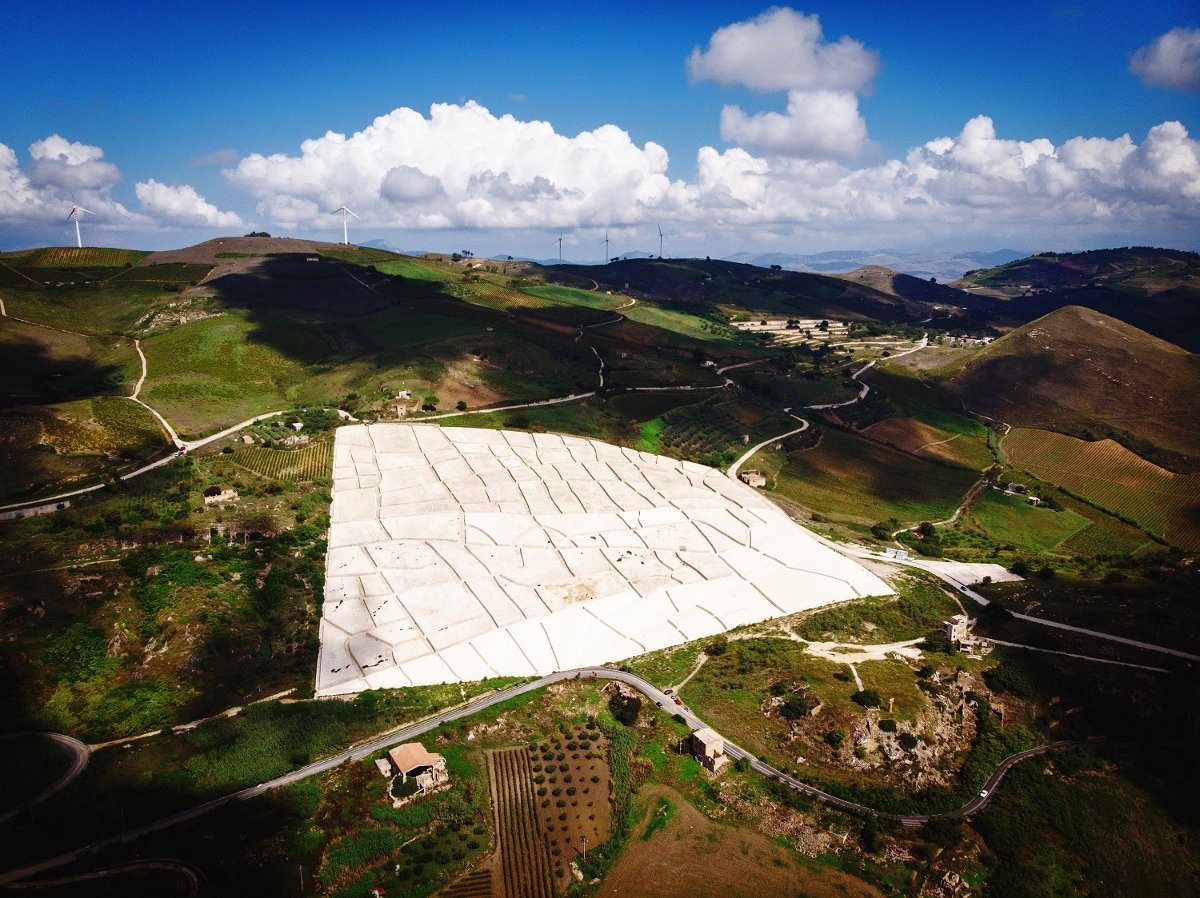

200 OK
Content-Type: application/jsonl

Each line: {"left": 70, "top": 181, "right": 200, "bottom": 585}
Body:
{"left": 532, "top": 727, "right": 612, "bottom": 889}
{"left": 863, "top": 416, "right": 964, "bottom": 464}
{"left": 141, "top": 236, "right": 348, "bottom": 265}
{"left": 599, "top": 785, "right": 883, "bottom": 898}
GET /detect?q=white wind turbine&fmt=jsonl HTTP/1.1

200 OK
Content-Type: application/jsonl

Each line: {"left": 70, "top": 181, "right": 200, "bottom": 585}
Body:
{"left": 331, "top": 206, "right": 359, "bottom": 245}
{"left": 658, "top": 225, "right": 664, "bottom": 259}
{"left": 556, "top": 232, "right": 563, "bottom": 262}
{"left": 601, "top": 228, "right": 610, "bottom": 264}
{"left": 67, "top": 205, "right": 93, "bottom": 248}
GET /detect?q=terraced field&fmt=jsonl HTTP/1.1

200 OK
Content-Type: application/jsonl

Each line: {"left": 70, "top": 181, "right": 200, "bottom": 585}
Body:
{"left": 489, "top": 747, "right": 555, "bottom": 898}
{"left": 16, "top": 247, "right": 151, "bottom": 268}
{"left": 230, "top": 443, "right": 333, "bottom": 481}
{"left": 1004, "top": 428, "right": 1200, "bottom": 549}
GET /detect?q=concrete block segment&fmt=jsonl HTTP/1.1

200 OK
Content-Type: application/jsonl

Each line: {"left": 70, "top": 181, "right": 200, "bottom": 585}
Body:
{"left": 317, "top": 424, "right": 892, "bottom": 695}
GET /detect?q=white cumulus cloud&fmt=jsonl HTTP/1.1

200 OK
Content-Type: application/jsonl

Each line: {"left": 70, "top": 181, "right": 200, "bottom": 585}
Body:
{"left": 225, "top": 101, "right": 678, "bottom": 231}
{"left": 218, "top": 99, "right": 1200, "bottom": 251}
{"left": 26, "top": 134, "right": 122, "bottom": 193}
{"left": 720, "top": 89, "right": 869, "bottom": 160}
{"left": 686, "top": 7, "right": 877, "bottom": 93}
{"left": 135, "top": 179, "right": 245, "bottom": 228}
{"left": 675, "top": 117, "right": 1200, "bottom": 247}
{"left": 0, "top": 135, "right": 144, "bottom": 230}
{"left": 687, "top": 8, "right": 876, "bottom": 160}
{"left": 1131, "top": 27, "right": 1200, "bottom": 92}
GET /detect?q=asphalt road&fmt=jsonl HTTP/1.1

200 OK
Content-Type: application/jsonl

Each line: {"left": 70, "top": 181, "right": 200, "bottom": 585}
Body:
{"left": 0, "top": 666, "right": 1085, "bottom": 885}
{"left": 0, "top": 733, "right": 90, "bottom": 826}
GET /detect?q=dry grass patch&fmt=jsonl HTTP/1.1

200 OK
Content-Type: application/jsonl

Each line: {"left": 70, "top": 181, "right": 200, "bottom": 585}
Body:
{"left": 599, "top": 785, "right": 882, "bottom": 898}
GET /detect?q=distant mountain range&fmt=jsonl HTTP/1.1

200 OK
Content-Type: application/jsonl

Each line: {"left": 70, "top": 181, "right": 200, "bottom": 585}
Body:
{"left": 725, "top": 249, "right": 1027, "bottom": 282}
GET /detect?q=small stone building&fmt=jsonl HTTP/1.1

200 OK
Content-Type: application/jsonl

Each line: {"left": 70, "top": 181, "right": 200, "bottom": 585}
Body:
{"left": 944, "top": 614, "right": 971, "bottom": 644}
{"left": 691, "top": 727, "right": 729, "bottom": 773}
{"left": 739, "top": 470, "right": 767, "bottom": 488}
{"left": 387, "top": 742, "right": 449, "bottom": 793}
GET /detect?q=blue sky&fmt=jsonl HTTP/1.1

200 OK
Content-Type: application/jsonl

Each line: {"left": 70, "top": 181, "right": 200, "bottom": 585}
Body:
{"left": 2, "top": 1, "right": 1198, "bottom": 259}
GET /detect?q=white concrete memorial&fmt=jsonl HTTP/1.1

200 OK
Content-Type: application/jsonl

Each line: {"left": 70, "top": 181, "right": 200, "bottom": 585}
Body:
{"left": 317, "top": 424, "right": 891, "bottom": 694}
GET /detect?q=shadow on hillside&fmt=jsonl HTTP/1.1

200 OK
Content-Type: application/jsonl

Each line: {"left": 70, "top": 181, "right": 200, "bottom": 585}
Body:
{"left": 0, "top": 335, "right": 164, "bottom": 504}
{"left": 198, "top": 254, "right": 601, "bottom": 397}
{"left": 0, "top": 334, "right": 128, "bottom": 407}
{"left": 202, "top": 255, "right": 394, "bottom": 316}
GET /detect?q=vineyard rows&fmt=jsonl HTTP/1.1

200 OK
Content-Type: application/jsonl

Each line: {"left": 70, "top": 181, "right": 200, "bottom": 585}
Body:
{"left": 22, "top": 247, "right": 149, "bottom": 268}
{"left": 438, "top": 870, "right": 493, "bottom": 898}
{"left": 231, "top": 442, "right": 333, "bottom": 481}
{"left": 489, "top": 747, "right": 556, "bottom": 898}
{"left": 1005, "top": 428, "right": 1200, "bottom": 550}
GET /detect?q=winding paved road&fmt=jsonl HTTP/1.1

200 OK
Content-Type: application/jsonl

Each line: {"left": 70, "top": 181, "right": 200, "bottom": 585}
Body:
{"left": 0, "top": 667, "right": 1084, "bottom": 885}
{"left": 0, "top": 733, "right": 90, "bottom": 826}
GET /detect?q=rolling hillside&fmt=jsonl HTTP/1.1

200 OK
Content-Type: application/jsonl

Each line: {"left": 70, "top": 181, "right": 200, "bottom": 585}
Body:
{"left": 953, "top": 248, "right": 1200, "bottom": 350}
{"left": 938, "top": 305, "right": 1200, "bottom": 473}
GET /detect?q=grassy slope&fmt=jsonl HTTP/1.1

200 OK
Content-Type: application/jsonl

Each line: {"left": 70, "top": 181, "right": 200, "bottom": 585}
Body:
{"left": 938, "top": 305, "right": 1200, "bottom": 473}
{"left": 768, "top": 428, "right": 979, "bottom": 525}
{"left": 1003, "top": 427, "right": 1200, "bottom": 550}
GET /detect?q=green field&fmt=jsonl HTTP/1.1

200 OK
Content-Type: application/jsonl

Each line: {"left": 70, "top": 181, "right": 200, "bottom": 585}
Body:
{"left": 2, "top": 283, "right": 171, "bottom": 335}
{"left": 768, "top": 428, "right": 979, "bottom": 525}
{"left": 373, "top": 258, "right": 449, "bottom": 282}
{"left": 958, "top": 490, "right": 1092, "bottom": 552}
{"left": 352, "top": 306, "right": 488, "bottom": 349}
{"left": 140, "top": 315, "right": 321, "bottom": 434}
{"left": 521, "top": 284, "right": 626, "bottom": 311}
{"left": 1005, "top": 428, "right": 1200, "bottom": 550}
{"left": 623, "top": 302, "right": 737, "bottom": 343}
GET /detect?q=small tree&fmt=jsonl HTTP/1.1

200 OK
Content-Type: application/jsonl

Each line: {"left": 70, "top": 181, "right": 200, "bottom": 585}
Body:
{"left": 608, "top": 693, "right": 641, "bottom": 727}
{"left": 851, "top": 689, "right": 882, "bottom": 708}
{"left": 779, "top": 695, "right": 813, "bottom": 720}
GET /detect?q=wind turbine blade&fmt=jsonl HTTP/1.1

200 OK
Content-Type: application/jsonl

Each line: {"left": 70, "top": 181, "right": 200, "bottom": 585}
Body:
{"left": 78, "top": 207, "right": 94, "bottom": 215}
{"left": 347, "top": 209, "right": 360, "bottom": 218}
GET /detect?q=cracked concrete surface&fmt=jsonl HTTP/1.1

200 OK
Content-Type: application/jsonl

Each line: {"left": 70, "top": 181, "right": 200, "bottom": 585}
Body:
{"left": 317, "top": 424, "right": 892, "bottom": 694}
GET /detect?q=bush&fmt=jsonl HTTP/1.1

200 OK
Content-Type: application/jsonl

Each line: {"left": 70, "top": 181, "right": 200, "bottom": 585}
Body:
{"left": 824, "top": 729, "right": 846, "bottom": 750}
{"left": 779, "top": 695, "right": 813, "bottom": 720}
{"left": 898, "top": 732, "right": 919, "bottom": 750}
{"left": 879, "top": 718, "right": 897, "bottom": 732}
{"left": 852, "top": 689, "right": 882, "bottom": 708}
{"left": 608, "top": 693, "right": 642, "bottom": 727}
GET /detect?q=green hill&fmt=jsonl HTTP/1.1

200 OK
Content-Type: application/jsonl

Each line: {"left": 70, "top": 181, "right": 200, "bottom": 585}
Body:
{"left": 938, "top": 305, "right": 1200, "bottom": 473}
{"left": 548, "top": 256, "right": 955, "bottom": 324}
{"left": 953, "top": 248, "right": 1200, "bottom": 350}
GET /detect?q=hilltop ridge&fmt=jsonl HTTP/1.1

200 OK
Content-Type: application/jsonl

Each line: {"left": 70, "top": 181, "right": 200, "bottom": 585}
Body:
{"left": 938, "top": 304, "right": 1200, "bottom": 472}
